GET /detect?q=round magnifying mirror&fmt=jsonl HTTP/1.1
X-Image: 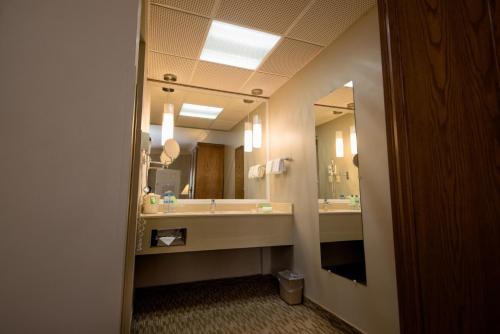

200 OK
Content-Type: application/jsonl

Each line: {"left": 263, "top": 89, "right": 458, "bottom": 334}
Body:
{"left": 162, "top": 139, "right": 180, "bottom": 165}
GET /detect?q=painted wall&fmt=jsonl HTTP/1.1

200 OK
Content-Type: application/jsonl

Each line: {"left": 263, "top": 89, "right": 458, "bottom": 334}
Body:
{"left": 316, "top": 114, "right": 360, "bottom": 199}
{"left": 0, "top": 0, "right": 140, "bottom": 332}
{"left": 268, "top": 7, "right": 399, "bottom": 333}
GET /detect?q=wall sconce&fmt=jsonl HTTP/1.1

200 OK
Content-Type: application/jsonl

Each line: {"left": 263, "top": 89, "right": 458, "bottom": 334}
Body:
{"left": 252, "top": 114, "right": 262, "bottom": 148}
{"left": 335, "top": 131, "right": 344, "bottom": 158}
{"left": 350, "top": 126, "right": 357, "bottom": 155}
{"left": 244, "top": 121, "right": 253, "bottom": 152}
{"left": 161, "top": 103, "right": 174, "bottom": 146}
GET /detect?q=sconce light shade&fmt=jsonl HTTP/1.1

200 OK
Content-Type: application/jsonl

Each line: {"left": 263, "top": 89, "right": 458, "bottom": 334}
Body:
{"left": 350, "top": 126, "right": 357, "bottom": 155}
{"left": 252, "top": 114, "right": 262, "bottom": 148}
{"left": 335, "top": 131, "right": 344, "bottom": 158}
{"left": 244, "top": 121, "right": 253, "bottom": 152}
{"left": 161, "top": 103, "right": 174, "bottom": 145}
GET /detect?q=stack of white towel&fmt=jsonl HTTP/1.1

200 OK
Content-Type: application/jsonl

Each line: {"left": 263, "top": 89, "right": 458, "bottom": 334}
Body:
{"left": 266, "top": 159, "right": 286, "bottom": 175}
{"left": 248, "top": 165, "right": 266, "bottom": 179}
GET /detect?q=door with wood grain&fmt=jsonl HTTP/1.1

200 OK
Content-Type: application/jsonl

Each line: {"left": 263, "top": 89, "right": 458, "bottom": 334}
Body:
{"left": 193, "top": 143, "right": 225, "bottom": 199}
{"left": 235, "top": 146, "right": 244, "bottom": 199}
{"left": 378, "top": 0, "right": 500, "bottom": 332}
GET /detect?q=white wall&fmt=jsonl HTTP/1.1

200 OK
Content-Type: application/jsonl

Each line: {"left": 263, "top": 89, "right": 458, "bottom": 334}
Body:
{"left": 0, "top": 1, "right": 140, "bottom": 332}
{"left": 268, "top": 7, "right": 399, "bottom": 333}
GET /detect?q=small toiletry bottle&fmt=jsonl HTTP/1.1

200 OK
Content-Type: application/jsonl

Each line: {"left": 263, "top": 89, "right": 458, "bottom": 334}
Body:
{"left": 354, "top": 195, "right": 360, "bottom": 209}
{"left": 349, "top": 195, "right": 355, "bottom": 207}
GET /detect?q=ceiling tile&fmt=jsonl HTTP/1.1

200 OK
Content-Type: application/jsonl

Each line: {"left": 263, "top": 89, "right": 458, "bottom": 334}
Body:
{"left": 259, "top": 38, "right": 322, "bottom": 77}
{"left": 149, "top": 5, "right": 210, "bottom": 58}
{"left": 190, "top": 61, "right": 253, "bottom": 91}
{"left": 314, "top": 105, "right": 352, "bottom": 126}
{"left": 288, "top": 0, "right": 376, "bottom": 46}
{"left": 148, "top": 52, "right": 196, "bottom": 82}
{"left": 181, "top": 91, "right": 229, "bottom": 109}
{"left": 151, "top": 0, "right": 216, "bottom": 17}
{"left": 215, "top": 0, "right": 311, "bottom": 35}
{"left": 210, "top": 119, "right": 237, "bottom": 131}
{"left": 241, "top": 72, "right": 289, "bottom": 96}
{"left": 175, "top": 115, "right": 214, "bottom": 129}
{"left": 217, "top": 108, "right": 248, "bottom": 122}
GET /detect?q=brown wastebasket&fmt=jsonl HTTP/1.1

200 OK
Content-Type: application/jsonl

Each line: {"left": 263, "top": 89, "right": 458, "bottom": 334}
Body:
{"left": 278, "top": 270, "right": 304, "bottom": 305}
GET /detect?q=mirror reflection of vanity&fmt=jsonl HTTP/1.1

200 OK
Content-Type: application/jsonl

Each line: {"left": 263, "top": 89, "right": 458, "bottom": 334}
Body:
{"left": 314, "top": 81, "right": 367, "bottom": 285}
{"left": 136, "top": 82, "right": 294, "bottom": 257}
{"left": 145, "top": 82, "right": 268, "bottom": 201}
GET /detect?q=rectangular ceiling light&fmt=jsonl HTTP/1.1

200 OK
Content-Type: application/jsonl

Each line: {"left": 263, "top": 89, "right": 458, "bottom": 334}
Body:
{"left": 200, "top": 20, "right": 281, "bottom": 70}
{"left": 179, "top": 103, "right": 223, "bottom": 119}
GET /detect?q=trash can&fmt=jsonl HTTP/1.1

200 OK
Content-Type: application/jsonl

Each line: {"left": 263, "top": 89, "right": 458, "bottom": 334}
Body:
{"left": 278, "top": 270, "right": 304, "bottom": 305}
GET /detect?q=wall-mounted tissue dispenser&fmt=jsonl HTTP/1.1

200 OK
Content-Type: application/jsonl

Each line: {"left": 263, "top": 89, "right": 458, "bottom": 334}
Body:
{"left": 150, "top": 228, "right": 187, "bottom": 247}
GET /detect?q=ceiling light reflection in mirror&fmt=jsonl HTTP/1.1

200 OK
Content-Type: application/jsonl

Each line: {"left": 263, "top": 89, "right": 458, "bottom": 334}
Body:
{"left": 179, "top": 103, "right": 223, "bottom": 119}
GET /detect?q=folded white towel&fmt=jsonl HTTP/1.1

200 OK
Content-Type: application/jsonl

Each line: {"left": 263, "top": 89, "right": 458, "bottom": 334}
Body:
{"left": 269, "top": 159, "right": 286, "bottom": 174}
{"left": 257, "top": 165, "right": 265, "bottom": 178}
{"left": 271, "top": 159, "right": 280, "bottom": 174}
{"left": 249, "top": 164, "right": 266, "bottom": 179}
{"left": 265, "top": 161, "right": 273, "bottom": 174}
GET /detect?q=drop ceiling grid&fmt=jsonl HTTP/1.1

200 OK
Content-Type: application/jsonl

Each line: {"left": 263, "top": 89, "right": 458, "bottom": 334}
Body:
{"left": 148, "top": 52, "right": 197, "bottom": 83}
{"left": 149, "top": 5, "right": 210, "bottom": 58}
{"left": 258, "top": 38, "right": 323, "bottom": 77}
{"left": 190, "top": 61, "right": 253, "bottom": 92}
{"left": 288, "top": 0, "right": 377, "bottom": 46}
{"left": 240, "top": 72, "right": 289, "bottom": 96}
{"left": 147, "top": 0, "right": 375, "bottom": 97}
{"left": 150, "top": 0, "right": 217, "bottom": 17}
{"left": 214, "top": 0, "right": 312, "bottom": 35}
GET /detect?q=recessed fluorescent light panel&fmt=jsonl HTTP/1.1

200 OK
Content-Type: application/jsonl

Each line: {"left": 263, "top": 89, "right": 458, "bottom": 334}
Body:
{"left": 200, "top": 20, "right": 281, "bottom": 70}
{"left": 179, "top": 103, "right": 223, "bottom": 119}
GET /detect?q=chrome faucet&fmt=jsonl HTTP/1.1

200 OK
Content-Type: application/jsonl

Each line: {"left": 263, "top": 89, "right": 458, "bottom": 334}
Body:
{"left": 322, "top": 198, "right": 329, "bottom": 211}
{"left": 210, "top": 199, "right": 216, "bottom": 213}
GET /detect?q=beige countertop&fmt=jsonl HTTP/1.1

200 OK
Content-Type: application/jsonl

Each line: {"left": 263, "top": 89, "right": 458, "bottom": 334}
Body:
{"left": 319, "top": 209, "right": 362, "bottom": 215}
{"left": 141, "top": 210, "right": 292, "bottom": 219}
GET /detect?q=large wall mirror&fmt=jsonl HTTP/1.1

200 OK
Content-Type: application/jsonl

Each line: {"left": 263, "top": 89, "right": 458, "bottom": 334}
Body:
{"left": 314, "top": 81, "right": 367, "bottom": 284}
{"left": 146, "top": 82, "right": 268, "bottom": 200}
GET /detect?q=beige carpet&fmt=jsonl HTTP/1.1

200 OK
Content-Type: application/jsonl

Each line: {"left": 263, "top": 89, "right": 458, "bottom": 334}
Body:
{"left": 132, "top": 275, "right": 361, "bottom": 334}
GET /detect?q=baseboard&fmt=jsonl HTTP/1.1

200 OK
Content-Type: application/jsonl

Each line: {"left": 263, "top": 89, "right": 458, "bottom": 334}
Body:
{"left": 304, "top": 296, "right": 366, "bottom": 334}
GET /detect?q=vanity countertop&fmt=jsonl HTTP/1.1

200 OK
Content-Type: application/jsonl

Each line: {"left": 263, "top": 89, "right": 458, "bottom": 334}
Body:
{"left": 141, "top": 210, "right": 292, "bottom": 218}
{"left": 319, "top": 209, "right": 361, "bottom": 215}
{"left": 140, "top": 202, "right": 293, "bottom": 219}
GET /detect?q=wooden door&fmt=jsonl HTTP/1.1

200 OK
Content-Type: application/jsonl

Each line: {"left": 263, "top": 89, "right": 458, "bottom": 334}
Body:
{"left": 194, "top": 143, "right": 225, "bottom": 199}
{"left": 378, "top": 0, "right": 500, "bottom": 333}
{"left": 235, "top": 146, "right": 244, "bottom": 199}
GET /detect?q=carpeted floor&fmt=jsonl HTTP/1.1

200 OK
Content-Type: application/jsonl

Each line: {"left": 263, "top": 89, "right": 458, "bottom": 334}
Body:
{"left": 132, "top": 275, "right": 361, "bottom": 334}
